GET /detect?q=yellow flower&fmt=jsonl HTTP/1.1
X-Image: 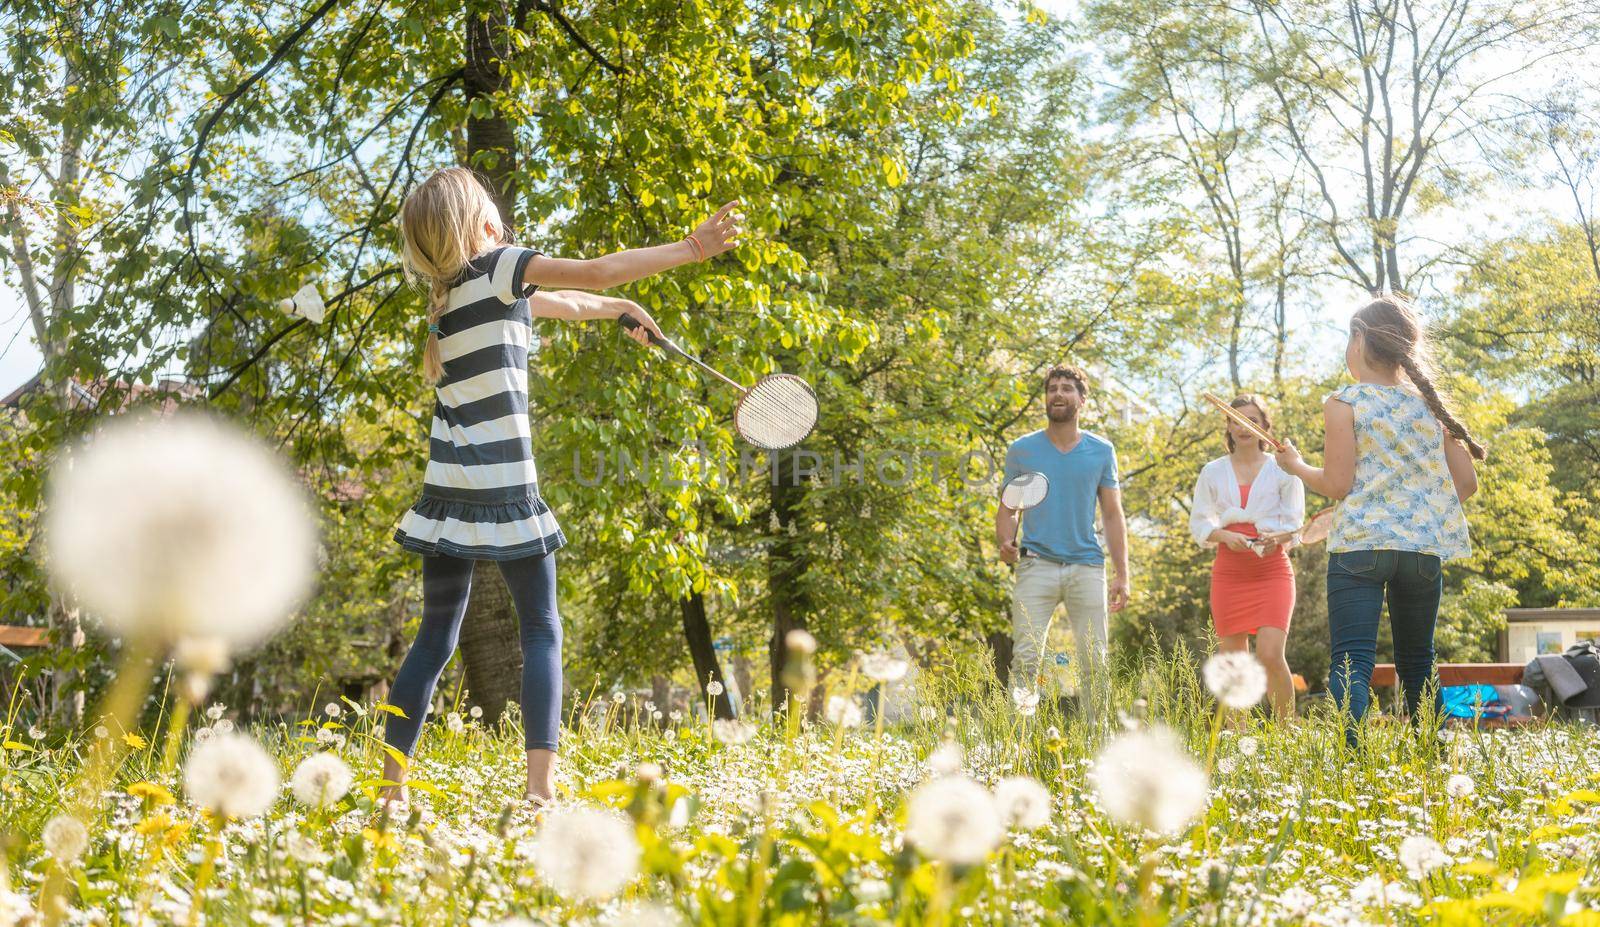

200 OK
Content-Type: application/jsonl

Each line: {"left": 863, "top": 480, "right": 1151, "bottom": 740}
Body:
{"left": 136, "top": 812, "right": 192, "bottom": 847}
{"left": 128, "top": 781, "right": 175, "bottom": 806}
{"left": 123, "top": 733, "right": 149, "bottom": 749}
{"left": 135, "top": 813, "right": 172, "bottom": 836}
{"left": 362, "top": 827, "right": 401, "bottom": 851}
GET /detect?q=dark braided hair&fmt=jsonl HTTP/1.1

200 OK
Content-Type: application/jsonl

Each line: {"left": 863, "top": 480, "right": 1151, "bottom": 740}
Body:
{"left": 1351, "top": 296, "right": 1487, "bottom": 460}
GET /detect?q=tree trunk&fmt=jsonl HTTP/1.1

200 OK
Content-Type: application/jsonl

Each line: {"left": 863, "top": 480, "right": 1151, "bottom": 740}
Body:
{"left": 456, "top": 563, "right": 524, "bottom": 726}
{"left": 465, "top": 0, "right": 518, "bottom": 226}
{"left": 767, "top": 459, "right": 810, "bottom": 713}
{"left": 680, "top": 591, "right": 736, "bottom": 719}
{"left": 43, "top": 54, "right": 85, "bottom": 726}
{"left": 47, "top": 602, "right": 84, "bottom": 727}
{"left": 453, "top": 0, "right": 529, "bottom": 726}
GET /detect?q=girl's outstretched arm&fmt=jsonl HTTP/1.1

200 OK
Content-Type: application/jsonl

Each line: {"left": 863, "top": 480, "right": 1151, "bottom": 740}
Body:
{"left": 522, "top": 201, "right": 743, "bottom": 291}
{"left": 1274, "top": 396, "right": 1356, "bottom": 500}
{"left": 527, "top": 291, "right": 663, "bottom": 346}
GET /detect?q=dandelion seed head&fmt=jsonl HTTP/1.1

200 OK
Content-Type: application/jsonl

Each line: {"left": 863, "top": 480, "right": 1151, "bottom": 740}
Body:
{"left": 183, "top": 732, "right": 280, "bottom": 819}
{"left": 289, "top": 752, "right": 353, "bottom": 809}
{"left": 531, "top": 804, "right": 641, "bottom": 902}
{"left": 1445, "top": 774, "right": 1474, "bottom": 799}
{"left": 44, "top": 414, "right": 317, "bottom": 650}
{"left": 905, "top": 775, "right": 1003, "bottom": 865}
{"left": 785, "top": 629, "right": 817, "bottom": 655}
{"left": 1202, "top": 652, "right": 1268, "bottom": 709}
{"left": 42, "top": 814, "right": 89, "bottom": 862}
{"left": 712, "top": 719, "right": 756, "bottom": 745}
{"left": 825, "top": 695, "right": 863, "bottom": 728}
{"left": 1090, "top": 726, "right": 1209, "bottom": 835}
{"left": 705, "top": 680, "right": 724, "bottom": 697}
{"left": 286, "top": 830, "right": 330, "bottom": 865}
{"left": 992, "top": 776, "right": 1052, "bottom": 830}
{"left": 1398, "top": 835, "right": 1447, "bottom": 879}
{"left": 861, "top": 653, "right": 909, "bottom": 683}
{"left": 928, "top": 742, "right": 964, "bottom": 776}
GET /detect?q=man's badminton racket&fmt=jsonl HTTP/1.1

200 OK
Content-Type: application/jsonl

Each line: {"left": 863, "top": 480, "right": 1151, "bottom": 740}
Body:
{"left": 1000, "top": 471, "right": 1057, "bottom": 689}
{"left": 620, "top": 313, "right": 818, "bottom": 451}
{"left": 1000, "top": 471, "right": 1050, "bottom": 553}
{"left": 1202, "top": 393, "right": 1285, "bottom": 453}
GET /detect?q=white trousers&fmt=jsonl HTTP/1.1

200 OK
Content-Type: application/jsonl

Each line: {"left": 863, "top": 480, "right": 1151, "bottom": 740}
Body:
{"left": 1010, "top": 557, "right": 1109, "bottom": 719}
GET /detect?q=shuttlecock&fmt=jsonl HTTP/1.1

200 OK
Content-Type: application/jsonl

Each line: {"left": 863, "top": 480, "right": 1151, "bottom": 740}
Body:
{"left": 278, "top": 283, "right": 325, "bottom": 323}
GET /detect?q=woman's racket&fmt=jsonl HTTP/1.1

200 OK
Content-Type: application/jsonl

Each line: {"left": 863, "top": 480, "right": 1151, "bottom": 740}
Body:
{"left": 1250, "top": 507, "right": 1335, "bottom": 553}
{"left": 620, "top": 314, "right": 818, "bottom": 451}
{"left": 1203, "top": 393, "right": 1285, "bottom": 453}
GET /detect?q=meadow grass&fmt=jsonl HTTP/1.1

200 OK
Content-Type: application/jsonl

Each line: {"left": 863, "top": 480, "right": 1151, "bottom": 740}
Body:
{"left": 3, "top": 649, "right": 1599, "bottom": 926}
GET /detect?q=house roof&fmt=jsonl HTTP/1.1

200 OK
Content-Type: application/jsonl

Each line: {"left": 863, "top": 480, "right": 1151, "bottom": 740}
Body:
{"left": 1505, "top": 608, "right": 1600, "bottom": 624}
{"left": 2, "top": 372, "right": 201, "bottom": 413}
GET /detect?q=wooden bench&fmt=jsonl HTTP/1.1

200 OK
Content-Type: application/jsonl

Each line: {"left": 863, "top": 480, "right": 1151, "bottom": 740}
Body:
{"left": 0, "top": 626, "right": 48, "bottom": 648}
{"left": 1370, "top": 662, "right": 1532, "bottom": 727}
{"left": 1370, "top": 663, "right": 1524, "bottom": 687}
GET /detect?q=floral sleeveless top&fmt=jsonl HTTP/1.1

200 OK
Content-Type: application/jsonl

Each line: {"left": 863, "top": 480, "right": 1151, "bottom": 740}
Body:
{"left": 1327, "top": 384, "right": 1471, "bottom": 561}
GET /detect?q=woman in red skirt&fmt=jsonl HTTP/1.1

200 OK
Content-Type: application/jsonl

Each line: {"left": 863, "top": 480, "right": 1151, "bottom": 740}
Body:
{"left": 1190, "top": 394, "right": 1305, "bottom": 717}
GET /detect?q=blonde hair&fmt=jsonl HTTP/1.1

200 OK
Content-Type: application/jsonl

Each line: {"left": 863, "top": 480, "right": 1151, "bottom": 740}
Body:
{"left": 1352, "top": 295, "right": 1487, "bottom": 460}
{"left": 399, "top": 167, "right": 506, "bottom": 384}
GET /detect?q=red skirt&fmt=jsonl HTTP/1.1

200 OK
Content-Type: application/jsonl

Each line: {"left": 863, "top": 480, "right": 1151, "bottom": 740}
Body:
{"left": 1209, "top": 523, "right": 1295, "bottom": 637}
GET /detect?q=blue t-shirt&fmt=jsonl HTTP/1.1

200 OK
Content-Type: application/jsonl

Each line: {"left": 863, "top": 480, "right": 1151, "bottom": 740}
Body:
{"left": 1003, "top": 430, "right": 1119, "bottom": 566}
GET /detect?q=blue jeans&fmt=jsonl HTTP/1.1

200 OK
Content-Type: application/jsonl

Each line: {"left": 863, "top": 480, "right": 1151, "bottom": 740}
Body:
{"left": 384, "top": 552, "right": 562, "bottom": 754}
{"left": 1326, "top": 549, "right": 1443, "bottom": 745}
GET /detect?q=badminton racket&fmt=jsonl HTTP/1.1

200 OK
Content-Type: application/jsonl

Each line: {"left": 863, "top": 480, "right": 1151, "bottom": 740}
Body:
{"left": 999, "top": 471, "right": 1049, "bottom": 554}
{"left": 620, "top": 313, "right": 818, "bottom": 451}
{"left": 1249, "top": 507, "right": 1335, "bottom": 553}
{"left": 1203, "top": 393, "right": 1285, "bottom": 453}
{"left": 1000, "top": 471, "right": 1058, "bottom": 689}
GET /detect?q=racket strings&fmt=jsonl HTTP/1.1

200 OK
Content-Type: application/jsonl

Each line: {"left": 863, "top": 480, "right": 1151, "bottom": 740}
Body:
{"left": 736, "top": 375, "right": 818, "bottom": 450}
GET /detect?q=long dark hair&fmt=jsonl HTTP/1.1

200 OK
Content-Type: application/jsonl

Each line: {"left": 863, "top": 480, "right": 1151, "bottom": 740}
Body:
{"left": 1223, "top": 394, "right": 1273, "bottom": 453}
{"left": 1351, "top": 296, "right": 1487, "bottom": 460}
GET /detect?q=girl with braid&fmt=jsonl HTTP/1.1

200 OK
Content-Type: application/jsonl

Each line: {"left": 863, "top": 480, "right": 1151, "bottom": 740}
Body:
{"left": 1275, "top": 296, "right": 1484, "bottom": 747}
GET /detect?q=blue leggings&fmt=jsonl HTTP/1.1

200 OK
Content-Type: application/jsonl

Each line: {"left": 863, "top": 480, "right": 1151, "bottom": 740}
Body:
{"left": 384, "top": 552, "right": 562, "bottom": 754}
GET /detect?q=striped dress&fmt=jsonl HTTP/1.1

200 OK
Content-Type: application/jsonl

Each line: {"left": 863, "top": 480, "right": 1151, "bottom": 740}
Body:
{"left": 394, "top": 246, "right": 567, "bottom": 561}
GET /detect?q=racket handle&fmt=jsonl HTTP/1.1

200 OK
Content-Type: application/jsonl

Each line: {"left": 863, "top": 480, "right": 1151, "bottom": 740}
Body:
{"left": 618, "top": 313, "right": 689, "bottom": 360}
{"left": 617, "top": 312, "right": 662, "bottom": 344}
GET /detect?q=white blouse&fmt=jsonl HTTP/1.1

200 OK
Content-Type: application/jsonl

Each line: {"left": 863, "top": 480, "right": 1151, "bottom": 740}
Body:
{"left": 1189, "top": 456, "right": 1306, "bottom": 548}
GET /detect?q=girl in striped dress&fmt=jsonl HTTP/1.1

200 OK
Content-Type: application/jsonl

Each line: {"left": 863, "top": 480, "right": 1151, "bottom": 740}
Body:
{"left": 383, "top": 167, "right": 741, "bottom": 806}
